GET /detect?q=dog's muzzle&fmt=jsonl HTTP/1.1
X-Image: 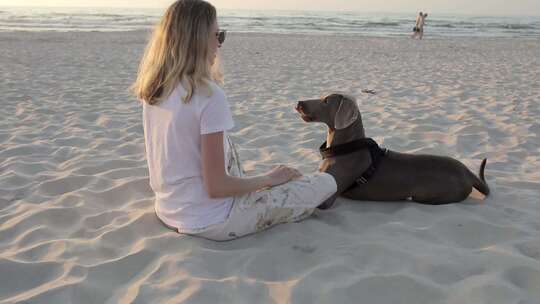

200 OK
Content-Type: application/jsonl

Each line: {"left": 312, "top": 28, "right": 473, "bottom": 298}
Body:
{"left": 295, "top": 102, "right": 314, "bottom": 122}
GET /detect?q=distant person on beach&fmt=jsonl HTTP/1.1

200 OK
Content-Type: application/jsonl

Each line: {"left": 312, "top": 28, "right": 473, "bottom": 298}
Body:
{"left": 411, "top": 12, "right": 427, "bottom": 39}
{"left": 132, "top": 0, "right": 336, "bottom": 241}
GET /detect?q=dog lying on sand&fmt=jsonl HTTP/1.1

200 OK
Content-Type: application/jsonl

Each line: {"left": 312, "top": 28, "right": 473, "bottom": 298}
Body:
{"left": 295, "top": 93, "right": 489, "bottom": 209}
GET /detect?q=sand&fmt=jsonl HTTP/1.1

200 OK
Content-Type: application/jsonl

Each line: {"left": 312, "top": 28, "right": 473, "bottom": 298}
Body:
{"left": 1, "top": 30, "right": 540, "bottom": 303}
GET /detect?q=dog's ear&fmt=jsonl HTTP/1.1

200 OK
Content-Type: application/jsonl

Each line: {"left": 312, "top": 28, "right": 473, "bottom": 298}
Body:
{"left": 334, "top": 95, "right": 359, "bottom": 130}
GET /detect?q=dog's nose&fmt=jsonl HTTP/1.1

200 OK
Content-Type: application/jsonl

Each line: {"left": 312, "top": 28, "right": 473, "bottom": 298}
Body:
{"left": 295, "top": 101, "right": 304, "bottom": 112}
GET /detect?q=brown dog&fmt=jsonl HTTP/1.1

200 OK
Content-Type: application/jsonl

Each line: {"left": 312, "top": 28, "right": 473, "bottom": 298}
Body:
{"left": 295, "top": 93, "right": 489, "bottom": 209}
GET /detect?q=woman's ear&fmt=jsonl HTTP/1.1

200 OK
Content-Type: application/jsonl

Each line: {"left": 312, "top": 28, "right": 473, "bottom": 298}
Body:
{"left": 334, "top": 95, "right": 359, "bottom": 130}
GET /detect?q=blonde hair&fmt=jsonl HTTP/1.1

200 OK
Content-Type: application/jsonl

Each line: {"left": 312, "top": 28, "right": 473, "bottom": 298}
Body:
{"left": 132, "top": 0, "right": 223, "bottom": 104}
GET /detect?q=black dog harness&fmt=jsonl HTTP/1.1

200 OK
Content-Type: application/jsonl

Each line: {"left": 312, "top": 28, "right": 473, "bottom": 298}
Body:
{"left": 319, "top": 138, "right": 388, "bottom": 191}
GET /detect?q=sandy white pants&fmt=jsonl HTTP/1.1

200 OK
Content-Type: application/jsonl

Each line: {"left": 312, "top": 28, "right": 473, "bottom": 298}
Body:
{"left": 178, "top": 136, "right": 337, "bottom": 241}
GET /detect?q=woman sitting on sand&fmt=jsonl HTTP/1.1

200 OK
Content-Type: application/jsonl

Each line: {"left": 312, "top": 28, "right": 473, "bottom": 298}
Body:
{"left": 132, "top": 0, "right": 336, "bottom": 241}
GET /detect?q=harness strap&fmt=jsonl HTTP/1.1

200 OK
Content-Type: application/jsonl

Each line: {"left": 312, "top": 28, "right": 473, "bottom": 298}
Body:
{"left": 349, "top": 145, "right": 387, "bottom": 191}
{"left": 319, "top": 138, "right": 388, "bottom": 191}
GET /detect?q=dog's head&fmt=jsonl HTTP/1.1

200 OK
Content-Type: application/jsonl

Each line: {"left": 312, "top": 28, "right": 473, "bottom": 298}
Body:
{"left": 296, "top": 93, "right": 359, "bottom": 130}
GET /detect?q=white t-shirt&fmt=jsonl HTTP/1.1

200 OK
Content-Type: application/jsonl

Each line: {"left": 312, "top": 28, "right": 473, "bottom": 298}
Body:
{"left": 142, "top": 82, "right": 235, "bottom": 230}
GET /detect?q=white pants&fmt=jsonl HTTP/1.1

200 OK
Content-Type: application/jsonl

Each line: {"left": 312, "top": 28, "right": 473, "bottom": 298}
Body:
{"left": 176, "top": 136, "right": 337, "bottom": 241}
{"left": 191, "top": 172, "right": 336, "bottom": 241}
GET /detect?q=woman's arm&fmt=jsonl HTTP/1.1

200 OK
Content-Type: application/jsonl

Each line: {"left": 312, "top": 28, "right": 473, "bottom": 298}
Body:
{"left": 201, "top": 131, "right": 300, "bottom": 198}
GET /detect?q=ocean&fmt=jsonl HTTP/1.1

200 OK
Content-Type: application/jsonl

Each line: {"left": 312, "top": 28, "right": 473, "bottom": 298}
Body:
{"left": 1, "top": 6, "right": 539, "bottom": 38}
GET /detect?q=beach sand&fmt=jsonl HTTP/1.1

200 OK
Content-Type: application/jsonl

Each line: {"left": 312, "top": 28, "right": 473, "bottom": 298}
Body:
{"left": 1, "top": 31, "right": 539, "bottom": 303}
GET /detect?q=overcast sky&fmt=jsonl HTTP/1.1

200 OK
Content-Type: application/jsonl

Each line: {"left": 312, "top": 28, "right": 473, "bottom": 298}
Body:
{"left": 1, "top": 0, "right": 539, "bottom": 16}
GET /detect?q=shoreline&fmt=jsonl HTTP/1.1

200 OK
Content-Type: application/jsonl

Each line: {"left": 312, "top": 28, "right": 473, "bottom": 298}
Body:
{"left": 1, "top": 7, "right": 539, "bottom": 39}
{"left": 2, "top": 29, "right": 540, "bottom": 40}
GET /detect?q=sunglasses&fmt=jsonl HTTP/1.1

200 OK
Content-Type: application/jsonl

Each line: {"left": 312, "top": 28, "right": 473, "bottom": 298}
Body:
{"left": 216, "top": 30, "right": 226, "bottom": 44}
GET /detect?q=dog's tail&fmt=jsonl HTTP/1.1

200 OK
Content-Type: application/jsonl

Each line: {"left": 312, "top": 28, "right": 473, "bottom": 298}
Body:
{"left": 473, "top": 158, "right": 490, "bottom": 196}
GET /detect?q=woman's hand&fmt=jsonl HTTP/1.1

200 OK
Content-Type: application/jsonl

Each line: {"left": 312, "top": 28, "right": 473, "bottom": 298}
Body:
{"left": 265, "top": 165, "right": 302, "bottom": 187}
{"left": 202, "top": 132, "right": 302, "bottom": 197}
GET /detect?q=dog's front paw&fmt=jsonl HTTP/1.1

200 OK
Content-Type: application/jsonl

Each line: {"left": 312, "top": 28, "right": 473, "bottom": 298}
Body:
{"left": 317, "top": 196, "right": 337, "bottom": 210}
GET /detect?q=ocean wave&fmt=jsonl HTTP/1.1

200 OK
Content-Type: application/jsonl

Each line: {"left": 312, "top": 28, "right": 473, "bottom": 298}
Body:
{"left": 430, "top": 21, "right": 538, "bottom": 30}
{"left": 432, "top": 24, "right": 456, "bottom": 28}
{"left": 47, "top": 12, "right": 135, "bottom": 18}
{"left": 363, "top": 21, "right": 401, "bottom": 27}
{"left": 495, "top": 23, "right": 536, "bottom": 29}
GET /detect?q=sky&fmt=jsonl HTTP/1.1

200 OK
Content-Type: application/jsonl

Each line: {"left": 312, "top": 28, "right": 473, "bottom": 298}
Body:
{"left": 1, "top": 0, "right": 539, "bottom": 16}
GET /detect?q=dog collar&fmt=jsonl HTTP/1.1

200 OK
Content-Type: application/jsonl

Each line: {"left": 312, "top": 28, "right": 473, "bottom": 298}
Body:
{"left": 319, "top": 138, "right": 379, "bottom": 159}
